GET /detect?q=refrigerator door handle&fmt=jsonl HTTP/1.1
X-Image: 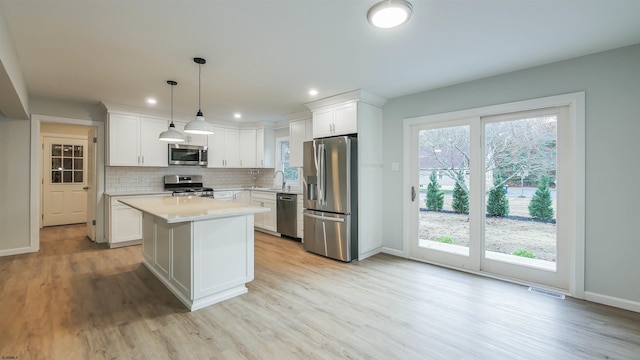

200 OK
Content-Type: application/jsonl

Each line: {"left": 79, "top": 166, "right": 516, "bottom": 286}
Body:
{"left": 304, "top": 213, "right": 345, "bottom": 222}
{"left": 317, "top": 143, "right": 326, "bottom": 206}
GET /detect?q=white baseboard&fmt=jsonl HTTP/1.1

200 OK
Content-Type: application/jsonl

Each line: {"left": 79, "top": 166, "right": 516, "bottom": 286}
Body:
{"left": 381, "top": 247, "right": 406, "bottom": 258}
{"left": 358, "top": 247, "right": 382, "bottom": 261}
{"left": 0, "top": 246, "right": 37, "bottom": 257}
{"left": 584, "top": 291, "right": 640, "bottom": 313}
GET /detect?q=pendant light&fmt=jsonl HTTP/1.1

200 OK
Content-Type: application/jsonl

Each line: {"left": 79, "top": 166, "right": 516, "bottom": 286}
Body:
{"left": 159, "top": 80, "right": 185, "bottom": 142}
{"left": 367, "top": 0, "right": 413, "bottom": 29}
{"left": 184, "top": 57, "right": 215, "bottom": 135}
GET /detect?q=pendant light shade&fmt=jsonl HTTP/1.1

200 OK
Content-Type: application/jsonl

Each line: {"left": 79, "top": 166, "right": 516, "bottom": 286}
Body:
{"left": 159, "top": 80, "right": 185, "bottom": 142}
{"left": 184, "top": 57, "right": 215, "bottom": 135}
{"left": 367, "top": 0, "right": 413, "bottom": 29}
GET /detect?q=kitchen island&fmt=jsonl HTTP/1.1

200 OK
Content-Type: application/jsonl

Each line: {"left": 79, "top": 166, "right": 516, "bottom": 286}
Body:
{"left": 119, "top": 196, "right": 269, "bottom": 311}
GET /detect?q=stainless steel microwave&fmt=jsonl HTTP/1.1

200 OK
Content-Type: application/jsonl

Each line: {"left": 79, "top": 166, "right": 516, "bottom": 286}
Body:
{"left": 168, "top": 144, "right": 208, "bottom": 166}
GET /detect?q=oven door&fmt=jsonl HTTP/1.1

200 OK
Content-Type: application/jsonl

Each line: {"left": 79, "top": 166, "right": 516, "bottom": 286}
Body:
{"left": 169, "top": 144, "right": 207, "bottom": 166}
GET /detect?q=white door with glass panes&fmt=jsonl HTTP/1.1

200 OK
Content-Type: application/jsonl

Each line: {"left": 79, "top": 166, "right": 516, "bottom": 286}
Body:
{"left": 409, "top": 103, "right": 578, "bottom": 291}
{"left": 42, "top": 136, "right": 88, "bottom": 226}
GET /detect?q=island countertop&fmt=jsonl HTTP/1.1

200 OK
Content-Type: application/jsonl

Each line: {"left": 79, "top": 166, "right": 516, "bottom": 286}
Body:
{"left": 119, "top": 196, "right": 269, "bottom": 224}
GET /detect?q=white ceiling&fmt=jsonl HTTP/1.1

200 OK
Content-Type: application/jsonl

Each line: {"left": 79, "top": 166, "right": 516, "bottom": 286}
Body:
{"left": 2, "top": 0, "right": 640, "bottom": 123}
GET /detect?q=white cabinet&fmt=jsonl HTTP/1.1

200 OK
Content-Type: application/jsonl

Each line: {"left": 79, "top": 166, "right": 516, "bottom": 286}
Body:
{"left": 289, "top": 118, "right": 312, "bottom": 168}
{"left": 107, "top": 113, "right": 168, "bottom": 167}
{"left": 256, "top": 128, "right": 275, "bottom": 168}
{"left": 215, "top": 189, "right": 251, "bottom": 203}
{"left": 297, "top": 195, "right": 304, "bottom": 240}
{"left": 239, "top": 129, "right": 257, "bottom": 168}
{"left": 208, "top": 127, "right": 240, "bottom": 168}
{"left": 214, "top": 190, "right": 235, "bottom": 202}
{"left": 312, "top": 101, "right": 358, "bottom": 138}
{"left": 251, "top": 191, "right": 277, "bottom": 232}
{"left": 106, "top": 194, "right": 167, "bottom": 248}
{"left": 173, "top": 121, "right": 208, "bottom": 146}
{"left": 235, "top": 190, "right": 251, "bottom": 204}
{"left": 106, "top": 195, "right": 142, "bottom": 248}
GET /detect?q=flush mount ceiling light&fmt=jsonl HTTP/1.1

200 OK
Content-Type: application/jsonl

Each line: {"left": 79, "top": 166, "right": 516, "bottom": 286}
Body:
{"left": 367, "top": 0, "right": 413, "bottom": 29}
{"left": 159, "top": 80, "right": 185, "bottom": 142}
{"left": 184, "top": 57, "right": 215, "bottom": 135}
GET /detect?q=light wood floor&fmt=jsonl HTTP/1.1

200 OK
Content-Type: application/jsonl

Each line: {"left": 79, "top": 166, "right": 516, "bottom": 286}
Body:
{"left": 1, "top": 225, "right": 639, "bottom": 359}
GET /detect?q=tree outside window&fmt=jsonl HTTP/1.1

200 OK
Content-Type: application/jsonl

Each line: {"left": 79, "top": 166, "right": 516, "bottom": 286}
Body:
{"left": 278, "top": 138, "right": 299, "bottom": 184}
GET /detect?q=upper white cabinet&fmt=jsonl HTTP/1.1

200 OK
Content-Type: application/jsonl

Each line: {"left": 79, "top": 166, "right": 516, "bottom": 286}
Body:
{"left": 208, "top": 127, "right": 240, "bottom": 168}
{"left": 239, "top": 129, "right": 257, "bottom": 168}
{"left": 289, "top": 118, "right": 312, "bottom": 168}
{"left": 312, "top": 101, "right": 358, "bottom": 138}
{"left": 173, "top": 121, "right": 208, "bottom": 146}
{"left": 256, "top": 127, "right": 275, "bottom": 168}
{"left": 107, "top": 113, "right": 168, "bottom": 167}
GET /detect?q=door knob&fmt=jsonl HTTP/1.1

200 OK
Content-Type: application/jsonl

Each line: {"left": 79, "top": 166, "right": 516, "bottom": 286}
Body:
{"left": 83, "top": 186, "right": 89, "bottom": 190}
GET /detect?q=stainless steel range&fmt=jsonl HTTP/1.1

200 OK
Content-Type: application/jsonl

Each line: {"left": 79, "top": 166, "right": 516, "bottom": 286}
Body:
{"left": 164, "top": 175, "right": 214, "bottom": 197}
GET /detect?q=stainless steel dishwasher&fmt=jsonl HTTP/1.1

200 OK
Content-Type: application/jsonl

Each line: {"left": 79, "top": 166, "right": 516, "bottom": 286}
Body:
{"left": 276, "top": 193, "right": 298, "bottom": 238}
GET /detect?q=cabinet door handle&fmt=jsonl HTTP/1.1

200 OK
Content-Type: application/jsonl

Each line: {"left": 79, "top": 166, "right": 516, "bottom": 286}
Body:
{"left": 411, "top": 186, "right": 416, "bottom": 202}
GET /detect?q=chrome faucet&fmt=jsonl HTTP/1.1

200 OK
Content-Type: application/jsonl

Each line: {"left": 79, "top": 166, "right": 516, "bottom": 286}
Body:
{"left": 274, "top": 170, "right": 286, "bottom": 190}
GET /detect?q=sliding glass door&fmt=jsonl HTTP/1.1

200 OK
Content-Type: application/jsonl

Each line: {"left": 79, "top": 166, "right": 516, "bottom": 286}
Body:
{"left": 410, "top": 106, "right": 571, "bottom": 290}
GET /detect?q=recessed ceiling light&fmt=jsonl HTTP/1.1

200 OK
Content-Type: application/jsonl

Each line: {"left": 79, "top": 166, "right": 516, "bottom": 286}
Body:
{"left": 367, "top": 0, "right": 413, "bottom": 29}
{"left": 146, "top": 97, "right": 157, "bottom": 105}
{"left": 234, "top": 113, "right": 242, "bottom": 119}
{"left": 309, "top": 89, "right": 318, "bottom": 96}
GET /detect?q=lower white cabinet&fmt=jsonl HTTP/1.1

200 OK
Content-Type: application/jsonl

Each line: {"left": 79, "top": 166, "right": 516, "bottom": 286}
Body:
{"left": 250, "top": 191, "right": 277, "bottom": 233}
{"left": 214, "top": 190, "right": 251, "bottom": 204}
{"left": 297, "top": 195, "right": 304, "bottom": 240}
{"left": 106, "top": 194, "right": 165, "bottom": 248}
{"left": 235, "top": 190, "right": 251, "bottom": 204}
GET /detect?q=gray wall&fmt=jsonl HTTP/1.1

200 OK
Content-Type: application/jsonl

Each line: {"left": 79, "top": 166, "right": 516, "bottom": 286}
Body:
{"left": 0, "top": 115, "right": 31, "bottom": 252}
{"left": 382, "top": 44, "right": 640, "bottom": 303}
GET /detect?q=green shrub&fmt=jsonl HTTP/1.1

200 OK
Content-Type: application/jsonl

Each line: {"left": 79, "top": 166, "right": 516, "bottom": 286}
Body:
{"left": 486, "top": 175, "right": 509, "bottom": 217}
{"left": 528, "top": 175, "right": 554, "bottom": 221}
{"left": 452, "top": 169, "right": 469, "bottom": 214}
{"left": 434, "top": 236, "right": 453, "bottom": 244}
{"left": 511, "top": 249, "right": 536, "bottom": 258}
{"left": 426, "top": 170, "right": 444, "bottom": 211}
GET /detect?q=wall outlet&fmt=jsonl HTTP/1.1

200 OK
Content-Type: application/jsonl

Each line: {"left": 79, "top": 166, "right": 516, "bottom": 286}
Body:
{"left": 391, "top": 163, "right": 400, "bottom": 171}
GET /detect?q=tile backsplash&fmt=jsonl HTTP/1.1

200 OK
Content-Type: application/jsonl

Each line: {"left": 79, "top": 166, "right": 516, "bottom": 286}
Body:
{"left": 106, "top": 166, "right": 277, "bottom": 192}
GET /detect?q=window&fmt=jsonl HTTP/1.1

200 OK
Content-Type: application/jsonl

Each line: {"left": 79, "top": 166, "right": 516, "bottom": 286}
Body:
{"left": 51, "top": 143, "right": 84, "bottom": 184}
{"left": 276, "top": 137, "right": 300, "bottom": 185}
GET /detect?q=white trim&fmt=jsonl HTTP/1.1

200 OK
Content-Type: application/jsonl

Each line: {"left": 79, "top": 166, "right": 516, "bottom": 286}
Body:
{"left": 403, "top": 92, "right": 586, "bottom": 298}
{"left": 30, "top": 114, "right": 106, "bottom": 253}
{"left": 381, "top": 247, "right": 405, "bottom": 258}
{"left": 585, "top": 291, "right": 640, "bottom": 314}
{"left": 0, "top": 246, "right": 35, "bottom": 257}
{"left": 358, "top": 247, "right": 382, "bottom": 261}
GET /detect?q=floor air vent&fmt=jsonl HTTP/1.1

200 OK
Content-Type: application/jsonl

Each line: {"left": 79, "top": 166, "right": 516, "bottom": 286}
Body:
{"left": 528, "top": 287, "right": 565, "bottom": 299}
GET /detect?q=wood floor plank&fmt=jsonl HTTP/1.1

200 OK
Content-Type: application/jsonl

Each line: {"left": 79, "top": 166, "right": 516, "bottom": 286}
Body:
{"left": 1, "top": 224, "right": 639, "bottom": 359}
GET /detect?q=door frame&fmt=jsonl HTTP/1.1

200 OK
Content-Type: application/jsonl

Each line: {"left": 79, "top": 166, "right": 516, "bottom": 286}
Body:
{"left": 402, "top": 92, "right": 585, "bottom": 298}
{"left": 30, "top": 114, "right": 105, "bottom": 252}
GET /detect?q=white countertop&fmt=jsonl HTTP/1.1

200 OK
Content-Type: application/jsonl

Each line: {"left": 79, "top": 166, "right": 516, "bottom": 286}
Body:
{"left": 119, "top": 196, "right": 269, "bottom": 224}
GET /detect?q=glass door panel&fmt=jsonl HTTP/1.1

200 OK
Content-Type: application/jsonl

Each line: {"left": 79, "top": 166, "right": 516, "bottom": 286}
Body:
{"left": 418, "top": 125, "right": 471, "bottom": 255}
{"left": 483, "top": 115, "right": 558, "bottom": 271}
{"left": 410, "top": 120, "right": 478, "bottom": 270}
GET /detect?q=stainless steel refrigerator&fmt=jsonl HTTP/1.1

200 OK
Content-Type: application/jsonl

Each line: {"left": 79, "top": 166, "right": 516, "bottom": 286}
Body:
{"left": 303, "top": 136, "right": 358, "bottom": 262}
